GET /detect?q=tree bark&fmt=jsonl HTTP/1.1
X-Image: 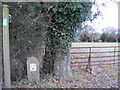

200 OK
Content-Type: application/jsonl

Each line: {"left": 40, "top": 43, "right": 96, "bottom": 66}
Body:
{"left": 54, "top": 45, "right": 71, "bottom": 78}
{"left": 42, "top": 36, "right": 55, "bottom": 74}
{"left": 43, "top": 37, "right": 71, "bottom": 78}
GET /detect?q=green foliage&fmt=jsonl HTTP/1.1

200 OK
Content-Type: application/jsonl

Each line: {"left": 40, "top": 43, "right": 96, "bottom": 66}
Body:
{"left": 6, "top": 2, "right": 47, "bottom": 80}
{"left": 44, "top": 2, "right": 93, "bottom": 49}
{"left": 8, "top": 2, "right": 46, "bottom": 56}
{"left": 101, "top": 27, "right": 118, "bottom": 42}
{"left": 42, "top": 2, "right": 94, "bottom": 74}
{"left": 100, "top": 32, "right": 108, "bottom": 42}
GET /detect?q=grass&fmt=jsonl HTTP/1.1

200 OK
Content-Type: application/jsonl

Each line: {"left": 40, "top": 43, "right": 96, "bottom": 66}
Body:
{"left": 71, "top": 42, "right": 119, "bottom": 47}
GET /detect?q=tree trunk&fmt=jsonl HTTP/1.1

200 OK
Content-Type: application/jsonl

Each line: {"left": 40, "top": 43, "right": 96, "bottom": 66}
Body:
{"left": 43, "top": 38, "right": 71, "bottom": 78}
{"left": 42, "top": 37, "right": 55, "bottom": 75}
{"left": 54, "top": 45, "right": 71, "bottom": 78}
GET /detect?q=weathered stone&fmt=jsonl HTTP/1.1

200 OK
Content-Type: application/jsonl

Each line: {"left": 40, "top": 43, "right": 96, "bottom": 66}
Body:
{"left": 27, "top": 57, "right": 39, "bottom": 82}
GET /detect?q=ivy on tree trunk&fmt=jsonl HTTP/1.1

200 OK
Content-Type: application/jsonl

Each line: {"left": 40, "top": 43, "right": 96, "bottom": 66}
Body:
{"left": 42, "top": 2, "right": 94, "bottom": 78}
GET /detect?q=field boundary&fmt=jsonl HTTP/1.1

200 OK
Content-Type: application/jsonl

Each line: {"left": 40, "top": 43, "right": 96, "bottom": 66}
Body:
{"left": 71, "top": 43, "right": 119, "bottom": 69}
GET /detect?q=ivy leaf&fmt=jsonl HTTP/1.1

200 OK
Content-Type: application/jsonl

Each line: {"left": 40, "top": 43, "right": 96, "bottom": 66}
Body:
{"left": 47, "top": 6, "right": 54, "bottom": 11}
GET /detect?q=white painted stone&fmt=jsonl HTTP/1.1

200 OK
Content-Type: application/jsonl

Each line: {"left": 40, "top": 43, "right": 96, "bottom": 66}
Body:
{"left": 27, "top": 57, "right": 39, "bottom": 82}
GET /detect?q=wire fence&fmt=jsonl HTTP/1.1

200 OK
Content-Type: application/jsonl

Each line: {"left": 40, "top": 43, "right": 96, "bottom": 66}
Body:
{"left": 70, "top": 46, "right": 120, "bottom": 69}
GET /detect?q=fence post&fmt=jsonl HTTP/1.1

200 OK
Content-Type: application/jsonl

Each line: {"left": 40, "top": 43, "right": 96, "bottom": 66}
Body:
{"left": 3, "top": 5, "right": 11, "bottom": 88}
{"left": 114, "top": 47, "right": 116, "bottom": 63}
{"left": 0, "top": 2, "right": 3, "bottom": 89}
{"left": 86, "top": 48, "right": 92, "bottom": 74}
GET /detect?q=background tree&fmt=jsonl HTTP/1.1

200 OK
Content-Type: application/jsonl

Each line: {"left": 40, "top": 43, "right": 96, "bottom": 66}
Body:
{"left": 100, "top": 32, "right": 108, "bottom": 42}
{"left": 92, "top": 32, "right": 101, "bottom": 42}
{"left": 76, "top": 24, "right": 100, "bottom": 42}
{"left": 101, "top": 27, "right": 118, "bottom": 42}
{"left": 118, "top": 29, "right": 120, "bottom": 42}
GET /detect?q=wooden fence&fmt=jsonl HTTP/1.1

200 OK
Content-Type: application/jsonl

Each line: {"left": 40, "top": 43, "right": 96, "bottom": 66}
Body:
{"left": 71, "top": 46, "right": 120, "bottom": 69}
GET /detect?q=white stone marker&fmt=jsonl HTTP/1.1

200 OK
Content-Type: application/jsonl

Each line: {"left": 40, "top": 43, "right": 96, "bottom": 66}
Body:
{"left": 27, "top": 57, "right": 39, "bottom": 82}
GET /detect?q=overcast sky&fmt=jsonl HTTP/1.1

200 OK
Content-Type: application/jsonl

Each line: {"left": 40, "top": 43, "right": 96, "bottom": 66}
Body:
{"left": 88, "top": 0, "right": 119, "bottom": 33}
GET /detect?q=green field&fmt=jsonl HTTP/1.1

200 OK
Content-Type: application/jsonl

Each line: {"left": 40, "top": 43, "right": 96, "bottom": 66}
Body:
{"left": 71, "top": 42, "right": 119, "bottom": 47}
{"left": 71, "top": 42, "right": 119, "bottom": 55}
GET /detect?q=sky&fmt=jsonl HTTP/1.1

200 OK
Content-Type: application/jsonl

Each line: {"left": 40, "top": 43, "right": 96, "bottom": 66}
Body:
{"left": 88, "top": 0, "right": 119, "bottom": 33}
